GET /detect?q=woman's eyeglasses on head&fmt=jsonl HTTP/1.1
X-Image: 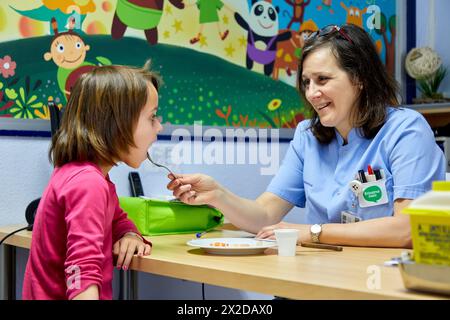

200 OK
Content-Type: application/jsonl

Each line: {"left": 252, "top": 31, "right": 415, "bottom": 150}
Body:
{"left": 307, "top": 25, "right": 353, "bottom": 44}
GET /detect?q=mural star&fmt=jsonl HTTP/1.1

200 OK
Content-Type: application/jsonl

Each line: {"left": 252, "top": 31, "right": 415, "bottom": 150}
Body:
{"left": 163, "top": 30, "right": 171, "bottom": 39}
{"left": 238, "top": 36, "right": 247, "bottom": 47}
{"left": 225, "top": 44, "right": 235, "bottom": 57}
{"left": 199, "top": 35, "right": 208, "bottom": 47}
{"left": 222, "top": 15, "right": 229, "bottom": 25}
{"left": 165, "top": 5, "right": 173, "bottom": 15}
{"left": 172, "top": 19, "right": 183, "bottom": 33}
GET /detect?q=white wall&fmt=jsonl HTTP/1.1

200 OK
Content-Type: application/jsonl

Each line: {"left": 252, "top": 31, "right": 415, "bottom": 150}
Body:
{"left": 0, "top": 134, "right": 304, "bottom": 299}
{"left": 416, "top": 0, "right": 450, "bottom": 97}
{"left": 434, "top": 0, "right": 450, "bottom": 97}
{"left": 0, "top": 136, "right": 54, "bottom": 226}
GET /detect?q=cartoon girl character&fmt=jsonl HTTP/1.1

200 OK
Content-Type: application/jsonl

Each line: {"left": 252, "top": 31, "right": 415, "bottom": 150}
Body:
{"left": 43, "top": 18, "right": 110, "bottom": 101}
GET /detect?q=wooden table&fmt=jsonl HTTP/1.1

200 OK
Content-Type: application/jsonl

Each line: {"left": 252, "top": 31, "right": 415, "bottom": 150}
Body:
{"left": 0, "top": 224, "right": 446, "bottom": 300}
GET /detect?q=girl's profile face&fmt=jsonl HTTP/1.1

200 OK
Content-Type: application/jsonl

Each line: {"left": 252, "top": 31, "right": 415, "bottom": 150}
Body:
{"left": 301, "top": 46, "right": 361, "bottom": 140}
{"left": 121, "top": 83, "right": 162, "bottom": 168}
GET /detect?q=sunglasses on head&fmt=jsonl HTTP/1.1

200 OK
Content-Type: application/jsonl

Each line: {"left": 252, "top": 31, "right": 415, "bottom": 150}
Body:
{"left": 307, "top": 25, "right": 353, "bottom": 44}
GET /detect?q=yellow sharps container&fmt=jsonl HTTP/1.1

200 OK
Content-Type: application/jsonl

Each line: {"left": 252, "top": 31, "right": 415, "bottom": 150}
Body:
{"left": 402, "top": 181, "right": 450, "bottom": 266}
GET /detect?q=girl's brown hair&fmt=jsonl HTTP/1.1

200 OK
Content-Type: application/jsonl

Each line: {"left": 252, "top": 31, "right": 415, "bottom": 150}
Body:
{"left": 298, "top": 24, "right": 400, "bottom": 144}
{"left": 50, "top": 62, "right": 161, "bottom": 167}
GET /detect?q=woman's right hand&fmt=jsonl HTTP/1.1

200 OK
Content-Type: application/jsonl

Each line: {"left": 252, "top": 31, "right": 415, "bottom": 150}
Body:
{"left": 166, "top": 173, "right": 222, "bottom": 206}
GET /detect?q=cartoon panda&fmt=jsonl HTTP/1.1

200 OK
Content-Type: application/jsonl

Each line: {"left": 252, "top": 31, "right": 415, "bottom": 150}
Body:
{"left": 235, "top": 0, "right": 291, "bottom": 76}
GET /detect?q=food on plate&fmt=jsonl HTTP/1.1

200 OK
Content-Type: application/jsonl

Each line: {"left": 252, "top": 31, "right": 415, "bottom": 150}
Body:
{"left": 210, "top": 242, "right": 252, "bottom": 248}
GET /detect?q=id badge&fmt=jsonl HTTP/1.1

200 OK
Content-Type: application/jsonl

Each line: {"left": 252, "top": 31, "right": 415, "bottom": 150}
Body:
{"left": 348, "top": 169, "right": 389, "bottom": 208}
{"left": 341, "top": 211, "right": 361, "bottom": 224}
{"left": 358, "top": 179, "right": 388, "bottom": 208}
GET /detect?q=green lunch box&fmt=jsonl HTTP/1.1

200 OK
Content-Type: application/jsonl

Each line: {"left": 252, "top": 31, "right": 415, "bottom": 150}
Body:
{"left": 119, "top": 197, "right": 224, "bottom": 236}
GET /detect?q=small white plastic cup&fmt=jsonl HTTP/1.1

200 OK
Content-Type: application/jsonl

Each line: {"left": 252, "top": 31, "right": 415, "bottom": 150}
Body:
{"left": 274, "top": 229, "right": 299, "bottom": 257}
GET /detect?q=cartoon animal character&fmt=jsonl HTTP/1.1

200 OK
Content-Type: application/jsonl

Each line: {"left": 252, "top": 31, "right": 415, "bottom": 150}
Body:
{"left": 111, "top": 0, "right": 185, "bottom": 45}
{"left": 44, "top": 18, "right": 110, "bottom": 101}
{"left": 234, "top": 0, "right": 291, "bottom": 76}
{"left": 11, "top": 0, "right": 96, "bottom": 34}
{"left": 283, "top": 0, "right": 311, "bottom": 30}
{"left": 340, "top": 2, "right": 367, "bottom": 28}
{"left": 273, "top": 19, "right": 318, "bottom": 84}
{"left": 188, "top": 0, "right": 232, "bottom": 45}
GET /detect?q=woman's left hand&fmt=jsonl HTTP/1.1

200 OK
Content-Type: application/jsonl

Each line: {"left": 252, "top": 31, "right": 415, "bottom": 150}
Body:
{"left": 255, "top": 222, "right": 311, "bottom": 244}
{"left": 114, "top": 233, "right": 152, "bottom": 270}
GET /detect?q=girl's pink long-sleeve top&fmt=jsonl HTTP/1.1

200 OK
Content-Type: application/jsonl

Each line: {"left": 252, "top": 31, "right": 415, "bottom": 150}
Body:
{"left": 23, "top": 162, "right": 149, "bottom": 300}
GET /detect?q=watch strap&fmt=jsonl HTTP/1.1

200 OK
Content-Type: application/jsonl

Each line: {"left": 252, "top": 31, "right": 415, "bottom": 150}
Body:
{"left": 311, "top": 224, "right": 322, "bottom": 243}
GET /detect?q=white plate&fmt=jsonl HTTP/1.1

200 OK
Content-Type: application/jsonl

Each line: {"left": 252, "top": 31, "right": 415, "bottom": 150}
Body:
{"left": 187, "top": 238, "right": 277, "bottom": 255}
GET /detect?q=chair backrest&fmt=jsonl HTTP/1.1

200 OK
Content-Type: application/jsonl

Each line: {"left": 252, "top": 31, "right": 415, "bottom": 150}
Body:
{"left": 48, "top": 99, "right": 62, "bottom": 137}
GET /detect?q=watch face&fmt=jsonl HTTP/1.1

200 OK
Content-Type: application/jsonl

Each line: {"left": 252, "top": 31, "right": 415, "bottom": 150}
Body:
{"left": 311, "top": 224, "right": 321, "bottom": 233}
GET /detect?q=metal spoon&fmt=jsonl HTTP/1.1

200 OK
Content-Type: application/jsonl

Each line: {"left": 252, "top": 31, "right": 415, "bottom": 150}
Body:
{"left": 146, "top": 152, "right": 176, "bottom": 177}
{"left": 146, "top": 152, "right": 186, "bottom": 201}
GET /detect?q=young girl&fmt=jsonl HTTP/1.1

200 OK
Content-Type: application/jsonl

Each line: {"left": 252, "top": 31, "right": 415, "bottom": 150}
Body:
{"left": 23, "top": 63, "right": 162, "bottom": 300}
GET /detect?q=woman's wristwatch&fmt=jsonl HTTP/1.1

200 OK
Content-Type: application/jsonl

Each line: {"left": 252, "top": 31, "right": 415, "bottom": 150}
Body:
{"left": 310, "top": 224, "right": 323, "bottom": 243}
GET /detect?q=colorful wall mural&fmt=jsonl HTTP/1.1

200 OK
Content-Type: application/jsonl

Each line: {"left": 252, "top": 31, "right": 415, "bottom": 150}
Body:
{"left": 0, "top": 0, "right": 396, "bottom": 129}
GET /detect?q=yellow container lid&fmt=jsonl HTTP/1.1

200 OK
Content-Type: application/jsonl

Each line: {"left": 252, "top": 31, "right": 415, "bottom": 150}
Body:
{"left": 402, "top": 181, "right": 450, "bottom": 216}
{"left": 433, "top": 181, "right": 450, "bottom": 191}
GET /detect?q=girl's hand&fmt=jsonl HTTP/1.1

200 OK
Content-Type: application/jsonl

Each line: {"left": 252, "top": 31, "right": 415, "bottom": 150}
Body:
{"left": 113, "top": 233, "right": 151, "bottom": 270}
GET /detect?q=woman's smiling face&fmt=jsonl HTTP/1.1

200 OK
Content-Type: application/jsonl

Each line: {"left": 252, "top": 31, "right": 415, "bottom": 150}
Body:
{"left": 301, "top": 46, "right": 361, "bottom": 141}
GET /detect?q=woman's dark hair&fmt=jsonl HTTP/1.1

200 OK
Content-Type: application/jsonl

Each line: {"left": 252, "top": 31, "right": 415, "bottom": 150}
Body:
{"left": 49, "top": 61, "right": 161, "bottom": 167}
{"left": 298, "top": 24, "right": 399, "bottom": 144}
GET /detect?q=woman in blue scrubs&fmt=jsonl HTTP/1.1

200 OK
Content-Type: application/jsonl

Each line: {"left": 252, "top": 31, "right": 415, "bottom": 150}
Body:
{"left": 167, "top": 24, "right": 446, "bottom": 248}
